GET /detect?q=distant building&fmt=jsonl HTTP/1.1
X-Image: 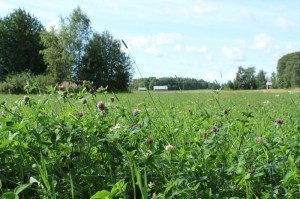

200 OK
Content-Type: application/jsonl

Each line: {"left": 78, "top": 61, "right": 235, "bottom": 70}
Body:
{"left": 266, "top": 81, "right": 272, "bottom": 89}
{"left": 138, "top": 87, "right": 147, "bottom": 91}
{"left": 153, "top": 85, "right": 168, "bottom": 91}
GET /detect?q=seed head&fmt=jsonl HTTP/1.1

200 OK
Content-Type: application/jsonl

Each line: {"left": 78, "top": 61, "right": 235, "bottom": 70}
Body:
{"left": 97, "top": 101, "right": 105, "bottom": 111}
{"left": 165, "top": 144, "right": 174, "bottom": 151}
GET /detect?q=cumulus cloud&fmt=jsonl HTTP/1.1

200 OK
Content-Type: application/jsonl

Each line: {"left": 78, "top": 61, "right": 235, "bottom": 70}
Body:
{"left": 252, "top": 33, "right": 272, "bottom": 50}
{"left": 122, "top": 32, "right": 182, "bottom": 56}
{"left": 221, "top": 47, "right": 245, "bottom": 61}
{"left": 185, "top": 45, "right": 212, "bottom": 60}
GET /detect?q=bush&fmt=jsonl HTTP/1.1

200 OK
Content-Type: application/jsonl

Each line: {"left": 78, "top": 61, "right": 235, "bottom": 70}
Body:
{"left": 0, "top": 72, "right": 56, "bottom": 94}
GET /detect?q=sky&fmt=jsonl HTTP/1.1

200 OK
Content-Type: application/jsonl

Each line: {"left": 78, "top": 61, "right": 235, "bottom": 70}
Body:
{"left": 1, "top": 0, "right": 300, "bottom": 83}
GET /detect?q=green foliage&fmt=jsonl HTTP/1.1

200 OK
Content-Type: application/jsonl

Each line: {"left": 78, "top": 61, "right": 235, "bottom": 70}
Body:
{"left": 40, "top": 27, "right": 73, "bottom": 82}
{"left": 131, "top": 77, "right": 211, "bottom": 91}
{"left": 233, "top": 66, "right": 257, "bottom": 89}
{"left": 0, "top": 72, "right": 55, "bottom": 94}
{"left": 40, "top": 7, "right": 91, "bottom": 82}
{"left": 0, "top": 8, "right": 46, "bottom": 81}
{"left": 1, "top": 90, "right": 300, "bottom": 198}
{"left": 77, "top": 31, "right": 133, "bottom": 91}
{"left": 277, "top": 52, "right": 300, "bottom": 88}
{"left": 255, "top": 70, "right": 267, "bottom": 89}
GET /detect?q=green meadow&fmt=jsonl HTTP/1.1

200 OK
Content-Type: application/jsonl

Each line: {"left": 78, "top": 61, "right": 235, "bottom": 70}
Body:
{"left": 1, "top": 89, "right": 300, "bottom": 198}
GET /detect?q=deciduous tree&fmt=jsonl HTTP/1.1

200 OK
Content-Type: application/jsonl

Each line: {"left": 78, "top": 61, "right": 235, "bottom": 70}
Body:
{"left": 77, "top": 31, "right": 133, "bottom": 91}
{"left": 0, "top": 9, "right": 46, "bottom": 80}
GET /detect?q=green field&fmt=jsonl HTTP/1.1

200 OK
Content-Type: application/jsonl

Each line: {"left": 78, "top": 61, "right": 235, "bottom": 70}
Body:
{"left": 1, "top": 89, "right": 300, "bottom": 198}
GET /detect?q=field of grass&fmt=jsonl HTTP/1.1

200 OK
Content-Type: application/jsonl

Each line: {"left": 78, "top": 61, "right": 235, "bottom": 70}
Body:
{"left": 1, "top": 88, "right": 300, "bottom": 198}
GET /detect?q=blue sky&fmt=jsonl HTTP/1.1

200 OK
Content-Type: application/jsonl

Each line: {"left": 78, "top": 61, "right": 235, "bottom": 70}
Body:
{"left": 1, "top": 0, "right": 300, "bottom": 83}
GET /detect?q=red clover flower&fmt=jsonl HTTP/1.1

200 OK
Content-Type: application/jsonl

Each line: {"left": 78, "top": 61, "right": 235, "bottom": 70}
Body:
{"left": 257, "top": 137, "right": 263, "bottom": 144}
{"left": 97, "top": 101, "right": 105, "bottom": 111}
{"left": 275, "top": 118, "right": 283, "bottom": 124}
{"left": 165, "top": 144, "right": 174, "bottom": 151}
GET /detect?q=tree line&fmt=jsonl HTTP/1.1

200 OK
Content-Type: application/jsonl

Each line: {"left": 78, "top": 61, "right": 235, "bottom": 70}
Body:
{"left": 0, "top": 7, "right": 133, "bottom": 93}
{"left": 130, "top": 77, "right": 221, "bottom": 90}
{"left": 1, "top": 8, "right": 300, "bottom": 93}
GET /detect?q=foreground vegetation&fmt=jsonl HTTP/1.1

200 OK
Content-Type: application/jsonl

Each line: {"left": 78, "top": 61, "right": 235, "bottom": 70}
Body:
{"left": 1, "top": 88, "right": 300, "bottom": 198}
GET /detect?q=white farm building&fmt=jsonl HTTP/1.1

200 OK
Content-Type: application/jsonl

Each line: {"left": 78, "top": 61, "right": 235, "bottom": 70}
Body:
{"left": 153, "top": 85, "right": 168, "bottom": 91}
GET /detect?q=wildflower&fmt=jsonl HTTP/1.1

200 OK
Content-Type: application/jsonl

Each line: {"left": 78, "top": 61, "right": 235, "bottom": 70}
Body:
{"left": 78, "top": 111, "right": 83, "bottom": 117}
{"left": 146, "top": 138, "right": 153, "bottom": 145}
{"left": 212, "top": 126, "right": 218, "bottom": 132}
{"left": 263, "top": 100, "right": 270, "bottom": 104}
{"left": 257, "top": 137, "right": 263, "bottom": 144}
{"left": 145, "top": 150, "right": 152, "bottom": 157}
{"left": 133, "top": 109, "right": 141, "bottom": 116}
{"left": 151, "top": 193, "right": 157, "bottom": 199}
{"left": 148, "top": 181, "right": 155, "bottom": 189}
{"left": 165, "top": 144, "right": 174, "bottom": 151}
{"left": 97, "top": 101, "right": 105, "bottom": 111}
{"left": 81, "top": 98, "right": 87, "bottom": 104}
{"left": 110, "top": 123, "right": 121, "bottom": 131}
{"left": 23, "top": 95, "right": 30, "bottom": 102}
{"left": 275, "top": 118, "right": 283, "bottom": 124}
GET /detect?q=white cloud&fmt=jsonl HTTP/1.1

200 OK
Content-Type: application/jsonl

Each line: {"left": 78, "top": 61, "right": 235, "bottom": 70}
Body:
{"left": 277, "top": 17, "right": 292, "bottom": 30}
{"left": 181, "top": 2, "right": 216, "bottom": 17}
{"left": 145, "top": 45, "right": 162, "bottom": 56}
{"left": 221, "top": 47, "right": 245, "bottom": 61}
{"left": 122, "top": 35, "right": 149, "bottom": 49}
{"left": 185, "top": 45, "right": 211, "bottom": 60}
{"left": 252, "top": 33, "right": 272, "bottom": 50}
{"left": 122, "top": 32, "right": 182, "bottom": 56}
{"left": 46, "top": 20, "right": 59, "bottom": 31}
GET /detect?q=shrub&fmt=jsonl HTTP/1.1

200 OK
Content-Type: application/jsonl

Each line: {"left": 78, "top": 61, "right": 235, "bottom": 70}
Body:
{"left": 0, "top": 72, "right": 56, "bottom": 94}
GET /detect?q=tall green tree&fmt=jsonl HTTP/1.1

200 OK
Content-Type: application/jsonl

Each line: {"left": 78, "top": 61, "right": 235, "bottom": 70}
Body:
{"left": 40, "top": 27, "right": 73, "bottom": 81}
{"left": 255, "top": 70, "right": 267, "bottom": 89}
{"left": 77, "top": 31, "right": 133, "bottom": 91}
{"left": 0, "top": 8, "right": 46, "bottom": 80}
{"left": 40, "top": 7, "right": 92, "bottom": 82}
{"left": 277, "top": 52, "right": 300, "bottom": 88}
{"left": 233, "top": 66, "right": 256, "bottom": 89}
